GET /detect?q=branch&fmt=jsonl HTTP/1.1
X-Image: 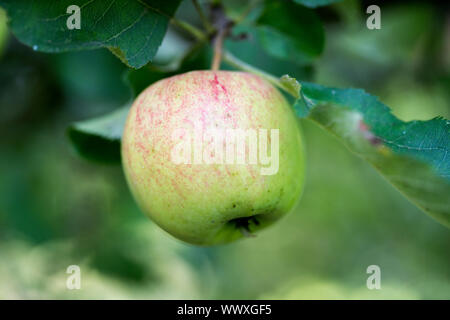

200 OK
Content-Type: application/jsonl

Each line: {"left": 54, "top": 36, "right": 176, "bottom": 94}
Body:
{"left": 170, "top": 18, "right": 206, "bottom": 41}
{"left": 223, "top": 50, "right": 294, "bottom": 95}
{"left": 209, "top": 2, "right": 233, "bottom": 71}
{"left": 192, "top": 0, "right": 215, "bottom": 34}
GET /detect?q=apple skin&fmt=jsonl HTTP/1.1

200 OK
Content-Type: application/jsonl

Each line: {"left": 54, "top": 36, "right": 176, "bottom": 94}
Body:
{"left": 122, "top": 70, "right": 305, "bottom": 245}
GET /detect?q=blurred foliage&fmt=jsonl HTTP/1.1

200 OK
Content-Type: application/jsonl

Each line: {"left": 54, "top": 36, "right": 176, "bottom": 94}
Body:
{"left": 255, "top": 0, "right": 325, "bottom": 65}
{"left": 0, "top": 8, "right": 7, "bottom": 56}
{"left": 0, "top": 0, "right": 449, "bottom": 299}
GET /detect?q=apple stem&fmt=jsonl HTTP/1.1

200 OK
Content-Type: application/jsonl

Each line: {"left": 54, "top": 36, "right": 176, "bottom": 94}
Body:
{"left": 211, "top": 29, "right": 225, "bottom": 71}
{"left": 209, "top": 2, "right": 233, "bottom": 71}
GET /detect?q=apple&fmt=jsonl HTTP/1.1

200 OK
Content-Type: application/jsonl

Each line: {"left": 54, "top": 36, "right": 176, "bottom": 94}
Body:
{"left": 122, "top": 70, "right": 305, "bottom": 245}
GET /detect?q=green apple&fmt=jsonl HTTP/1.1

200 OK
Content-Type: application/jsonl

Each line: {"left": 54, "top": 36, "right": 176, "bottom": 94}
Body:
{"left": 122, "top": 70, "right": 305, "bottom": 245}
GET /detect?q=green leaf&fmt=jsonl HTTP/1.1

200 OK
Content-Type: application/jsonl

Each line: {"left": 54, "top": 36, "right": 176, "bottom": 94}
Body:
{"left": 0, "top": 0, "right": 182, "bottom": 68}
{"left": 293, "top": 0, "right": 342, "bottom": 8}
{"left": 67, "top": 106, "right": 130, "bottom": 164}
{"left": 255, "top": 0, "right": 324, "bottom": 65}
{"left": 294, "top": 81, "right": 450, "bottom": 227}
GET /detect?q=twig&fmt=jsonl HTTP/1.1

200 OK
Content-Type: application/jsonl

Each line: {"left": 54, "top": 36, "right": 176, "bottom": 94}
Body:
{"left": 223, "top": 50, "right": 290, "bottom": 94}
{"left": 192, "top": 0, "right": 215, "bottom": 34}
{"left": 170, "top": 17, "right": 206, "bottom": 41}
{"left": 234, "top": 0, "right": 261, "bottom": 24}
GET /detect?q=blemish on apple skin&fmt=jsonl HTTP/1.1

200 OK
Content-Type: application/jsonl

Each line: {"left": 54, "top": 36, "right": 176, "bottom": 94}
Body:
{"left": 211, "top": 73, "right": 228, "bottom": 99}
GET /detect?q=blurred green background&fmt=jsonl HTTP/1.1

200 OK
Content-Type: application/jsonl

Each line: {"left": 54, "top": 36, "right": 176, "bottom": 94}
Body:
{"left": 0, "top": 0, "right": 449, "bottom": 299}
